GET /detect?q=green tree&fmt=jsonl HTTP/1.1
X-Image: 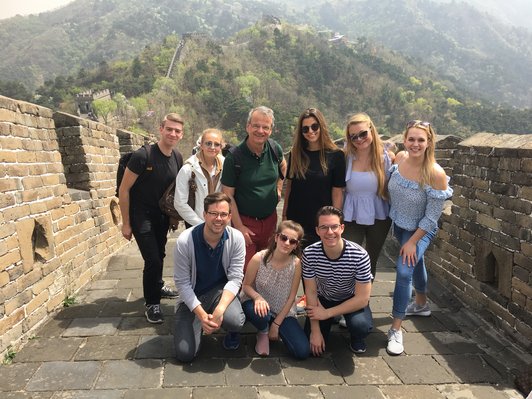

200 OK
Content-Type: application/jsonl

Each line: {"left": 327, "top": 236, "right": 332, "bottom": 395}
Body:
{"left": 92, "top": 98, "right": 117, "bottom": 125}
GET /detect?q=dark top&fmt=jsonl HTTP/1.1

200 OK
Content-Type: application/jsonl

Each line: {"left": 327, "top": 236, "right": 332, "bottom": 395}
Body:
{"left": 192, "top": 224, "right": 228, "bottom": 297}
{"left": 127, "top": 144, "right": 183, "bottom": 210}
{"left": 286, "top": 149, "right": 346, "bottom": 245}
{"left": 221, "top": 137, "right": 283, "bottom": 218}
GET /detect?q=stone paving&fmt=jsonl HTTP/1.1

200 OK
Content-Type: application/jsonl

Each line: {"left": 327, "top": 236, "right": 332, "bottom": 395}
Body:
{"left": 1, "top": 231, "right": 529, "bottom": 398}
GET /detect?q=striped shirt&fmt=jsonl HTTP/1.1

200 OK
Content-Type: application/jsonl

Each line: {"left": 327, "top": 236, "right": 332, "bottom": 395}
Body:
{"left": 302, "top": 239, "right": 371, "bottom": 302}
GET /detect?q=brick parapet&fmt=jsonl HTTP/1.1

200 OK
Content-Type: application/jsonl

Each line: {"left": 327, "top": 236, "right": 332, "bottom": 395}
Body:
{"left": 0, "top": 96, "right": 130, "bottom": 355}
{"left": 426, "top": 132, "right": 532, "bottom": 350}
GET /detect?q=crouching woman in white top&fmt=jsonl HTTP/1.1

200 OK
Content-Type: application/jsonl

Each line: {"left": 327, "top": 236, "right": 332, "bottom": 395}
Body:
{"left": 174, "top": 128, "right": 225, "bottom": 227}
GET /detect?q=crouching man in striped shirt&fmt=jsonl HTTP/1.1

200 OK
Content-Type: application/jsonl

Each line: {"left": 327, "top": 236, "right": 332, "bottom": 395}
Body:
{"left": 303, "top": 206, "right": 373, "bottom": 356}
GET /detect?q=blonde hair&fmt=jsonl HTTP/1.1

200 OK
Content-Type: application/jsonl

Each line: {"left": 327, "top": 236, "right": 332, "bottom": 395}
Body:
{"left": 345, "top": 112, "right": 387, "bottom": 199}
{"left": 289, "top": 108, "right": 341, "bottom": 179}
{"left": 403, "top": 120, "right": 437, "bottom": 188}
{"left": 200, "top": 128, "right": 224, "bottom": 144}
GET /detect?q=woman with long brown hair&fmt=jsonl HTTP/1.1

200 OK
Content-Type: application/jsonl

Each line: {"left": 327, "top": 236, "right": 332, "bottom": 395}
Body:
{"left": 282, "top": 108, "right": 345, "bottom": 247}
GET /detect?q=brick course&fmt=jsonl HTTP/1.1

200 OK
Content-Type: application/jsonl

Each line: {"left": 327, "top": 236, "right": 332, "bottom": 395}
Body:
{"left": 426, "top": 132, "right": 532, "bottom": 350}
{"left": 0, "top": 96, "right": 154, "bottom": 355}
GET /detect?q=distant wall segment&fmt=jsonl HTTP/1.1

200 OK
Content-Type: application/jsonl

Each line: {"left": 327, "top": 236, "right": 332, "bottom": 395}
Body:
{"left": 0, "top": 95, "right": 153, "bottom": 354}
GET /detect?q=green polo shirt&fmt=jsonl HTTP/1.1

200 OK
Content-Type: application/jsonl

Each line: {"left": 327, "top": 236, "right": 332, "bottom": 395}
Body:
{"left": 221, "top": 137, "right": 282, "bottom": 219}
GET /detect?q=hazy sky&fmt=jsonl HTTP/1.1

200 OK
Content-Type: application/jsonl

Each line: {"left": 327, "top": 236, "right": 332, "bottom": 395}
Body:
{"left": 0, "top": 0, "right": 74, "bottom": 20}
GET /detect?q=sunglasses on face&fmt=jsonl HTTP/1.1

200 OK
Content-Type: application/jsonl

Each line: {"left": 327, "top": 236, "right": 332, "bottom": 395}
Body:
{"left": 203, "top": 141, "right": 222, "bottom": 148}
{"left": 301, "top": 123, "right": 320, "bottom": 134}
{"left": 406, "top": 120, "right": 431, "bottom": 129}
{"left": 277, "top": 233, "right": 299, "bottom": 245}
{"left": 349, "top": 130, "right": 369, "bottom": 142}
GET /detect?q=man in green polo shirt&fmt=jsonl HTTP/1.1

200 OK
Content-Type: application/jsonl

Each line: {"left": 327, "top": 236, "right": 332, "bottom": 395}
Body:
{"left": 222, "top": 106, "right": 287, "bottom": 269}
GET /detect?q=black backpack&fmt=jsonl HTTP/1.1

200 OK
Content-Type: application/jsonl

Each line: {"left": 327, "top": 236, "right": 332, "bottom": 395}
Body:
{"left": 116, "top": 144, "right": 151, "bottom": 198}
{"left": 229, "top": 138, "right": 284, "bottom": 180}
{"left": 116, "top": 144, "right": 181, "bottom": 197}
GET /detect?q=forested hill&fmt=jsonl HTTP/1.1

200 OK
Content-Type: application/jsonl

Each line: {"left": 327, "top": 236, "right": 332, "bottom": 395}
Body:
{"left": 298, "top": 0, "right": 532, "bottom": 108}
{"left": 0, "top": 0, "right": 531, "bottom": 108}
{"left": 29, "top": 22, "right": 532, "bottom": 152}
{"left": 0, "top": 0, "right": 291, "bottom": 91}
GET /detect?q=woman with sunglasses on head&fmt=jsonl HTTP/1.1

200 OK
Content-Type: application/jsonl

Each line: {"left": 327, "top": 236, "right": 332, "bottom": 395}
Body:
{"left": 343, "top": 113, "right": 395, "bottom": 281}
{"left": 283, "top": 108, "right": 346, "bottom": 247}
{"left": 174, "top": 128, "right": 225, "bottom": 226}
{"left": 240, "top": 220, "right": 310, "bottom": 359}
{"left": 385, "top": 120, "right": 452, "bottom": 356}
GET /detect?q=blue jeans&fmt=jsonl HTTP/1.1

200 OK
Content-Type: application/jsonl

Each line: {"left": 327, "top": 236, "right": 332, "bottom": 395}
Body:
{"left": 392, "top": 224, "right": 437, "bottom": 319}
{"left": 242, "top": 300, "right": 310, "bottom": 360}
{"left": 174, "top": 283, "right": 245, "bottom": 362}
{"left": 304, "top": 296, "right": 373, "bottom": 346}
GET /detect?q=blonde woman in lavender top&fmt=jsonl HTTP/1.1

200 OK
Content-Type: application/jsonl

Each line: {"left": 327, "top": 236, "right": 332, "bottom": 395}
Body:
{"left": 343, "top": 112, "right": 395, "bottom": 280}
{"left": 386, "top": 120, "right": 453, "bottom": 356}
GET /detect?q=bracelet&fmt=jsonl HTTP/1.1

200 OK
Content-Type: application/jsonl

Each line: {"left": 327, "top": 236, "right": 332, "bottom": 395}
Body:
{"left": 272, "top": 321, "right": 280, "bottom": 327}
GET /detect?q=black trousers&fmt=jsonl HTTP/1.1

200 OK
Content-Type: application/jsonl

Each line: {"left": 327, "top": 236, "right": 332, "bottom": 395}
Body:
{"left": 131, "top": 206, "right": 169, "bottom": 305}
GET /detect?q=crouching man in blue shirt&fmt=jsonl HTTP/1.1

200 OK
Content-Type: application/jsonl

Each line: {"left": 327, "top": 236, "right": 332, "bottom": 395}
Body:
{"left": 173, "top": 192, "right": 246, "bottom": 362}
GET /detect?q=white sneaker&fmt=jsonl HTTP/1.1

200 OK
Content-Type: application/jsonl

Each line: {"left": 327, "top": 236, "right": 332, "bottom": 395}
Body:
{"left": 387, "top": 328, "right": 404, "bottom": 355}
{"left": 405, "top": 301, "right": 431, "bottom": 316}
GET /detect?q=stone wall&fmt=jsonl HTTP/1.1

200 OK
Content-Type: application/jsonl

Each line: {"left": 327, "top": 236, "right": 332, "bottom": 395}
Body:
{"left": 426, "top": 133, "right": 532, "bottom": 349}
{"left": 0, "top": 96, "right": 150, "bottom": 355}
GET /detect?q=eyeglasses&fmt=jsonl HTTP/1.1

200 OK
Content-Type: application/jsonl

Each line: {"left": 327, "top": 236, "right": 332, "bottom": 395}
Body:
{"left": 203, "top": 141, "right": 222, "bottom": 148}
{"left": 206, "top": 211, "right": 230, "bottom": 219}
{"left": 406, "top": 120, "right": 431, "bottom": 129}
{"left": 349, "top": 130, "right": 369, "bottom": 141}
{"left": 302, "top": 123, "right": 320, "bottom": 134}
{"left": 277, "top": 233, "right": 299, "bottom": 245}
{"left": 250, "top": 124, "right": 272, "bottom": 132}
{"left": 317, "top": 224, "right": 341, "bottom": 232}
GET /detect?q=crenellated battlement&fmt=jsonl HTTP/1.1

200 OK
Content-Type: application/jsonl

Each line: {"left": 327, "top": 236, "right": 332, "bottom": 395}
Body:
{"left": 0, "top": 96, "right": 155, "bottom": 354}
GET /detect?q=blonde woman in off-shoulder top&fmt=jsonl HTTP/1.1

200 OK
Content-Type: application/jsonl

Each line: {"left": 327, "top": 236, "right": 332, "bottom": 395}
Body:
{"left": 385, "top": 120, "right": 453, "bottom": 356}
{"left": 241, "top": 220, "right": 310, "bottom": 359}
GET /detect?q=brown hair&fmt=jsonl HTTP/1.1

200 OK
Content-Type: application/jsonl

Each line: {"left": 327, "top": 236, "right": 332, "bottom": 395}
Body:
{"left": 289, "top": 108, "right": 341, "bottom": 179}
{"left": 203, "top": 192, "right": 231, "bottom": 213}
{"left": 263, "top": 220, "right": 304, "bottom": 263}
{"left": 160, "top": 112, "right": 184, "bottom": 127}
{"left": 315, "top": 206, "right": 344, "bottom": 226}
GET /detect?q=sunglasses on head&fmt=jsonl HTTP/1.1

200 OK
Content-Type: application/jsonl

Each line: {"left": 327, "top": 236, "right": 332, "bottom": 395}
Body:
{"left": 277, "top": 233, "right": 299, "bottom": 245}
{"left": 302, "top": 123, "right": 320, "bottom": 134}
{"left": 349, "top": 130, "right": 369, "bottom": 141}
{"left": 406, "top": 120, "right": 431, "bottom": 129}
